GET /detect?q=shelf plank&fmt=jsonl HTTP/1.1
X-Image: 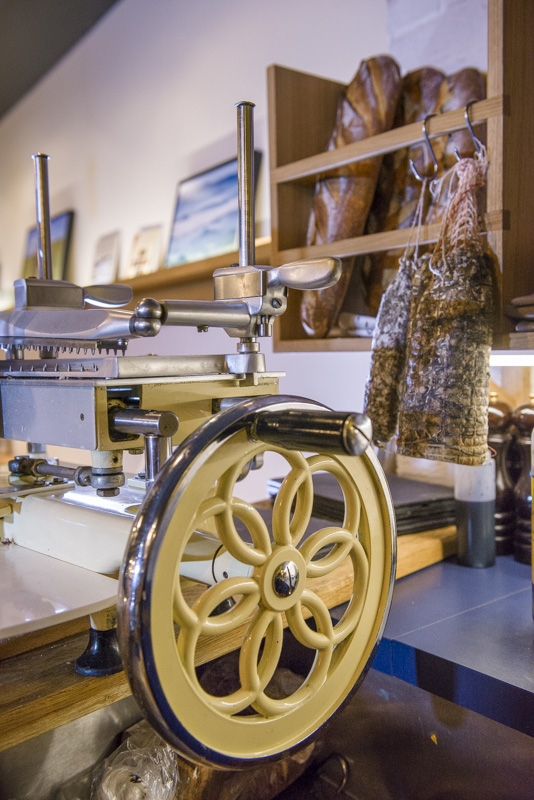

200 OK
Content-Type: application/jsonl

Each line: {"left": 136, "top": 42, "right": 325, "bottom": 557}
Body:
{"left": 274, "top": 209, "right": 506, "bottom": 265}
{"left": 274, "top": 333, "right": 372, "bottom": 353}
{"left": 272, "top": 97, "right": 505, "bottom": 184}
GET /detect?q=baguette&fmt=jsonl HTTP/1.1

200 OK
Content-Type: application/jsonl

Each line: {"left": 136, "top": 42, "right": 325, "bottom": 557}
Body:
{"left": 300, "top": 55, "right": 401, "bottom": 338}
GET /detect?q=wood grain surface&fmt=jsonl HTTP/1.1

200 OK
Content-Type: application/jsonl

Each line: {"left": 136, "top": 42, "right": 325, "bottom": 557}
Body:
{"left": 0, "top": 525, "right": 456, "bottom": 753}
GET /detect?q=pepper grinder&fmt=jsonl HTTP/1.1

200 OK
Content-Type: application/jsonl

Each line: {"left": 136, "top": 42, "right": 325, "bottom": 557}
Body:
{"left": 510, "top": 396, "right": 534, "bottom": 565}
{"left": 455, "top": 458, "right": 496, "bottom": 568}
{"left": 488, "top": 392, "right": 515, "bottom": 555}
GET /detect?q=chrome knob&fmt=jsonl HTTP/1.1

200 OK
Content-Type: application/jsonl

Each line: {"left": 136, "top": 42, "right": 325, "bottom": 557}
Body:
{"left": 272, "top": 561, "right": 299, "bottom": 598}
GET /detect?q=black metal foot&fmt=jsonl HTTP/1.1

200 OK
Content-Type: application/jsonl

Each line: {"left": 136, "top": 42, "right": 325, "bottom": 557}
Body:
{"left": 75, "top": 627, "right": 123, "bottom": 676}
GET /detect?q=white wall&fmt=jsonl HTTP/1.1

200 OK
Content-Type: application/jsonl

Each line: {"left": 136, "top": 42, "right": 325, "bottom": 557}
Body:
{"left": 0, "top": 0, "right": 490, "bottom": 499}
{"left": 0, "top": 0, "right": 389, "bottom": 286}
{"left": 388, "top": 0, "right": 487, "bottom": 75}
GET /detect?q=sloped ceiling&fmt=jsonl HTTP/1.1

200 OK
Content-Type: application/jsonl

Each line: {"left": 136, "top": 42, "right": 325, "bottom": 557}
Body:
{"left": 0, "top": 0, "right": 120, "bottom": 120}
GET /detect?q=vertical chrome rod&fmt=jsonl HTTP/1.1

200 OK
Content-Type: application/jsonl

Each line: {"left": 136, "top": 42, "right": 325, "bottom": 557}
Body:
{"left": 32, "top": 153, "right": 53, "bottom": 280}
{"left": 145, "top": 434, "right": 172, "bottom": 488}
{"left": 235, "top": 101, "right": 255, "bottom": 267}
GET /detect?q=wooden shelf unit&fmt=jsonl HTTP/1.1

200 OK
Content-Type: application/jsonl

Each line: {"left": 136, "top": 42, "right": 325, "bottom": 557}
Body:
{"left": 267, "top": 0, "right": 534, "bottom": 352}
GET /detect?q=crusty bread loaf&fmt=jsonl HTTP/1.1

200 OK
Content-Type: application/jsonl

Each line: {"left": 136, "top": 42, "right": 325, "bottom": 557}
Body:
{"left": 425, "top": 67, "right": 486, "bottom": 224}
{"left": 363, "top": 67, "right": 448, "bottom": 315}
{"left": 300, "top": 55, "right": 401, "bottom": 338}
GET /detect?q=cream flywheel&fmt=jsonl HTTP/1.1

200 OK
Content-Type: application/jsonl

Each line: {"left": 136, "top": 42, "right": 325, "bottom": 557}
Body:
{"left": 118, "top": 396, "right": 395, "bottom": 768}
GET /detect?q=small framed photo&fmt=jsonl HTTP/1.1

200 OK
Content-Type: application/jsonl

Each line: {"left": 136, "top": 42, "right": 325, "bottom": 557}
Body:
{"left": 0, "top": 260, "right": 12, "bottom": 311}
{"left": 92, "top": 231, "right": 121, "bottom": 284}
{"left": 22, "top": 210, "right": 74, "bottom": 281}
{"left": 126, "top": 225, "right": 162, "bottom": 278}
{"left": 164, "top": 151, "right": 262, "bottom": 268}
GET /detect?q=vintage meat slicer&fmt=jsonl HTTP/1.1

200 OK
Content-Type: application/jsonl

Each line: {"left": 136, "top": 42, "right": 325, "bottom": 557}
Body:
{"left": 0, "top": 102, "right": 395, "bottom": 768}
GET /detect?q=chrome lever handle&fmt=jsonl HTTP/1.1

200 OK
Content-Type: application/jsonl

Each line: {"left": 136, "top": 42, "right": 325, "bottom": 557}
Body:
{"left": 83, "top": 284, "right": 134, "bottom": 308}
{"left": 257, "top": 257, "right": 342, "bottom": 291}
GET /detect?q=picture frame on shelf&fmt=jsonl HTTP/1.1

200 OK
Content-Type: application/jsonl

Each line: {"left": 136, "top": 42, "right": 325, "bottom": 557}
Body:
{"left": 164, "top": 151, "right": 262, "bottom": 268}
{"left": 22, "top": 210, "right": 74, "bottom": 281}
{"left": 125, "top": 225, "right": 162, "bottom": 279}
{"left": 0, "top": 259, "right": 12, "bottom": 312}
{"left": 92, "top": 231, "right": 121, "bottom": 285}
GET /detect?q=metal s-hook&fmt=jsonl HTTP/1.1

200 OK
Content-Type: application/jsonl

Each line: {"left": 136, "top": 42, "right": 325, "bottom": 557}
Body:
{"left": 453, "top": 101, "right": 484, "bottom": 160}
{"left": 464, "top": 100, "right": 483, "bottom": 155}
{"left": 409, "top": 114, "right": 439, "bottom": 182}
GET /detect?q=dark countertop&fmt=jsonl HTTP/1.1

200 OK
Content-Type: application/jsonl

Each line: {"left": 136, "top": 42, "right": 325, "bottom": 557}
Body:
{"left": 373, "top": 555, "right": 534, "bottom": 736}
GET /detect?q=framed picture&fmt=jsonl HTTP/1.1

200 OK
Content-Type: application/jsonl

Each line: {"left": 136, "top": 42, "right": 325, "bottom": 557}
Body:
{"left": 22, "top": 210, "right": 74, "bottom": 281}
{"left": 0, "top": 259, "right": 12, "bottom": 311}
{"left": 164, "top": 151, "right": 262, "bottom": 268}
{"left": 125, "top": 225, "right": 162, "bottom": 279}
{"left": 92, "top": 231, "right": 121, "bottom": 285}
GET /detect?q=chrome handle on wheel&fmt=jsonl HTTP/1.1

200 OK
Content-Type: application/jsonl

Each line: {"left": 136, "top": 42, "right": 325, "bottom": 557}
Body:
{"left": 249, "top": 409, "right": 372, "bottom": 456}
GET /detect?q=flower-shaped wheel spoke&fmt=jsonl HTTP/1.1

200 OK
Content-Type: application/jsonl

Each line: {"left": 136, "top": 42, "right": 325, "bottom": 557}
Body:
{"left": 272, "top": 452, "right": 315, "bottom": 546}
{"left": 253, "top": 590, "right": 334, "bottom": 716}
{"left": 305, "top": 455, "right": 362, "bottom": 532}
{"left": 175, "top": 446, "right": 374, "bottom": 722}
{"left": 239, "top": 610, "right": 284, "bottom": 699}
{"left": 190, "top": 579, "right": 260, "bottom": 635}
{"left": 330, "top": 537, "right": 369, "bottom": 645}
{"left": 196, "top": 495, "right": 270, "bottom": 568}
{"left": 286, "top": 589, "right": 335, "bottom": 651}
{"left": 300, "top": 527, "right": 355, "bottom": 578}
{"left": 177, "top": 576, "right": 262, "bottom": 716}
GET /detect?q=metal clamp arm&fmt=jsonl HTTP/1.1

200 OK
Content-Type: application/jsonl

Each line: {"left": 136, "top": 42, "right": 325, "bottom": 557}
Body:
{"left": 130, "top": 297, "right": 253, "bottom": 337}
{"left": 130, "top": 253, "right": 341, "bottom": 340}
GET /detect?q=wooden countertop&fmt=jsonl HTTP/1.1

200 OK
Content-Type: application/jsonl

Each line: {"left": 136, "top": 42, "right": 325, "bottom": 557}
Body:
{"left": 0, "top": 525, "right": 455, "bottom": 753}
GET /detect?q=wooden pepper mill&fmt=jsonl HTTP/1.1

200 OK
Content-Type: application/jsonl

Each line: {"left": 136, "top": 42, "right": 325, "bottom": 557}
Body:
{"left": 510, "top": 396, "right": 534, "bottom": 565}
{"left": 488, "top": 392, "right": 515, "bottom": 555}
